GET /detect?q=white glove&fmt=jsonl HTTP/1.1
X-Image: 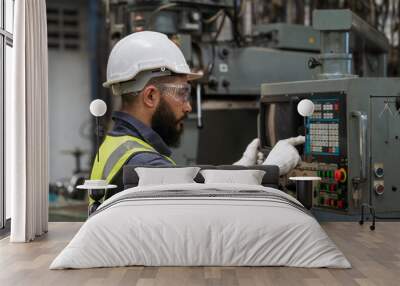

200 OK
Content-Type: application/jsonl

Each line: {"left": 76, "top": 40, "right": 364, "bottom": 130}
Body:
{"left": 263, "top": 136, "right": 305, "bottom": 175}
{"left": 233, "top": 138, "right": 261, "bottom": 166}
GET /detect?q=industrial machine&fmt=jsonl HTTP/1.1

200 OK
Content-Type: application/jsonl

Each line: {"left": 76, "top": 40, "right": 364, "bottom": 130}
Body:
{"left": 104, "top": 0, "right": 320, "bottom": 165}
{"left": 260, "top": 10, "right": 400, "bottom": 219}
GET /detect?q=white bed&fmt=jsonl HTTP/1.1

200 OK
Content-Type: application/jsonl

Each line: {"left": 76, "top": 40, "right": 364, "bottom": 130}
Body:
{"left": 50, "top": 183, "right": 351, "bottom": 269}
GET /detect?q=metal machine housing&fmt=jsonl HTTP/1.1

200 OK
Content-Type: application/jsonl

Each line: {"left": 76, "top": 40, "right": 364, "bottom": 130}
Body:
{"left": 260, "top": 78, "right": 400, "bottom": 214}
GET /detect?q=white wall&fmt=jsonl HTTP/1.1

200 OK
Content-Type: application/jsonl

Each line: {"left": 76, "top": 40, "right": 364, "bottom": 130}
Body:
{"left": 48, "top": 0, "right": 92, "bottom": 182}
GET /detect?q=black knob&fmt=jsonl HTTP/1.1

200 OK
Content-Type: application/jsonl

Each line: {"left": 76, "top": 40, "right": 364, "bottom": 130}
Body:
{"left": 208, "top": 77, "right": 218, "bottom": 90}
{"left": 308, "top": 57, "right": 322, "bottom": 69}
{"left": 219, "top": 48, "right": 229, "bottom": 59}
{"left": 392, "top": 186, "right": 397, "bottom": 192}
{"left": 222, "top": 79, "right": 230, "bottom": 88}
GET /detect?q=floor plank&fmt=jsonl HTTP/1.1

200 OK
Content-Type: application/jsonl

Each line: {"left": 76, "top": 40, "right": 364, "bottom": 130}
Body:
{"left": 0, "top": 222, "right": 399, "bottom": 286}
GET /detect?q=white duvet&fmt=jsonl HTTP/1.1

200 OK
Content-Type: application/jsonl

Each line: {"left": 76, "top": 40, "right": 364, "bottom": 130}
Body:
{"left": 50, "top": 183, "right": 351, "bottom": 269}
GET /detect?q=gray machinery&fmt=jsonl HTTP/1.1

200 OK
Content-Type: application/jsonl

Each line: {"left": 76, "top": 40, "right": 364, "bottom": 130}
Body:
{"left": 105, "top": 0, "right": 320, "bottom": 165}
{"left": 259, "top": 10, "right": 400, "bottom": 223}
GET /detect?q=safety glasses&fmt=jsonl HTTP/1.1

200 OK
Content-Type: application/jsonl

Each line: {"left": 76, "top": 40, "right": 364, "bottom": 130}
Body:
{"left": 156, "top": 83, "right": 192, "bottom": 103}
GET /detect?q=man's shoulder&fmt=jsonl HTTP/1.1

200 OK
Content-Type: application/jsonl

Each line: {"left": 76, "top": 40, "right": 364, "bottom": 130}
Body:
{"left": 126, "top": 151, "right": 172, "bottom": 166}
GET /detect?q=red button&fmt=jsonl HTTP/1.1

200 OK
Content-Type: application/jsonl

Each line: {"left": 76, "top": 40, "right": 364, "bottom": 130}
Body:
{"left": 334, "top": 168, "right": 347, "bottom": 183}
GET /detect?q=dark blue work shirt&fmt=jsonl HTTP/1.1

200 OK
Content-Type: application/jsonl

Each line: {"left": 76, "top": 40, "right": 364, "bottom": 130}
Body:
{"left": 102, "top": 111, "right": 173, "bottom": 199}
{"left": 108, "top": 111, "right": 173, "bottom": 166}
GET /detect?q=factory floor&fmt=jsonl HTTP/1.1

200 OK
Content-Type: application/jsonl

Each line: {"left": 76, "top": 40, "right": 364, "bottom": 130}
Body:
{"left": 0, "top": 222, "right": 399, "bottom": 286}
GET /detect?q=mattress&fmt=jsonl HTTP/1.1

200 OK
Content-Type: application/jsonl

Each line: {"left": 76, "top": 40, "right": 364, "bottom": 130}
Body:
{"left": 50, "top": 183, "right": 351, "bottom": 269}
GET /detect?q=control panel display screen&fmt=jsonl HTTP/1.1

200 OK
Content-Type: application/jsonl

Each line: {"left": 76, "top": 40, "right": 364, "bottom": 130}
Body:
{"left": 260, "top": 100, "right": 303, "bottom": 148}
{"left": 305, "top": 99, "right": 340, "bottom": 156}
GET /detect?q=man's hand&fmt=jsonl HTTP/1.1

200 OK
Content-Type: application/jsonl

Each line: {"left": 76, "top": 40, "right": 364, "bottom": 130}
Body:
{"left": 262, "top": 136, "right": 305, "bottom": 175}
{"left": 233, "top": 138, "right": 261, "bottom": 166}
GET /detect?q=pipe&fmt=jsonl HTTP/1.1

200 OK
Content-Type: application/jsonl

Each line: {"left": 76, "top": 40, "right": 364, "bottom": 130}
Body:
{"left": 196, "top": 83, "right": 203, "bottom": 129}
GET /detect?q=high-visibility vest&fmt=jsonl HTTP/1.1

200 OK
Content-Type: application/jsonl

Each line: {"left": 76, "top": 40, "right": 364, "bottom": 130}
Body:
{"left": 89, "top": 135, "right": 175, "bottom": 204}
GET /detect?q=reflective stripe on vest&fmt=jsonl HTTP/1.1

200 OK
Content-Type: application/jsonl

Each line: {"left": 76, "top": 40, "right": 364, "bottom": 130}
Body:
{"left": 90, "top": 135, "right": 175, "bottom": 183}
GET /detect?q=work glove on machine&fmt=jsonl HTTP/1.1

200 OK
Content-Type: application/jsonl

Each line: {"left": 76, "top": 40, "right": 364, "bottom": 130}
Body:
{"left": 262, "top": 135, "right": 305, "bottom": 175}
{"left": 233, "top": 136, "right": 305, "bottom": 176}
{"left": 233, "top": 138, "right": 263, "bottom": 166}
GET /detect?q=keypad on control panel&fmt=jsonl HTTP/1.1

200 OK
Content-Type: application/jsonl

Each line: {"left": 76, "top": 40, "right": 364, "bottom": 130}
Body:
{"left": 305, "top": 99, "right": 340, "bottom": 156}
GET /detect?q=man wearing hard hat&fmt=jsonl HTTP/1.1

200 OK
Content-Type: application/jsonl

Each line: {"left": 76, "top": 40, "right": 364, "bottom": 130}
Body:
{"left": 88, "top": 31, "right": 304, "bottom": 213}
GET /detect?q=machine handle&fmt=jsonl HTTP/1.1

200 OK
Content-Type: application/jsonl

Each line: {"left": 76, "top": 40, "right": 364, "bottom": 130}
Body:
{"left": 196, "top": 83, "right": 203, "bottom": 129}
{"left": 351, "top": 111, "right": 368, "bottom": 181}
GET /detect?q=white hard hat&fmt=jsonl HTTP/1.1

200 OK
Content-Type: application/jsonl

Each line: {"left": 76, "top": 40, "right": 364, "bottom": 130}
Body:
{"left": 103, "top": 31, "right": 202, "bottom": 95}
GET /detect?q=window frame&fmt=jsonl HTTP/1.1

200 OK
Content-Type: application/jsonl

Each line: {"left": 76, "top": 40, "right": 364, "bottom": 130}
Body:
{"left": 0, "top": 0, "right": 13, "bottom": 232}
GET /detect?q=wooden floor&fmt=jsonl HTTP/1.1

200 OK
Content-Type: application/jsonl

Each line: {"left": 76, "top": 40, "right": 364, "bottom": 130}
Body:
{"left": 0, "top": 222, "right": 399, "bottom": 286}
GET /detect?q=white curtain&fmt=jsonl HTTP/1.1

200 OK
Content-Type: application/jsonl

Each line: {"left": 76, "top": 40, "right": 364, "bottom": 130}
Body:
{"left": 7, "top": 0, "right": 49, "bottom": 242}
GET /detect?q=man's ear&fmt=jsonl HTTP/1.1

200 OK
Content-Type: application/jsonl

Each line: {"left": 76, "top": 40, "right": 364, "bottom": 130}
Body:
{"left": 141, "top": 85, "right": 160, "bottom": 108}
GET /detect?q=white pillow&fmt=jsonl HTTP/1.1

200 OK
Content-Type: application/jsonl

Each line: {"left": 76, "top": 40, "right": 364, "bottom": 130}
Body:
{"left": 135, "top": 167, "right": 201, "bottom": 186}
{"left": 200, "top": 169, "right": 266, "bottom": 185}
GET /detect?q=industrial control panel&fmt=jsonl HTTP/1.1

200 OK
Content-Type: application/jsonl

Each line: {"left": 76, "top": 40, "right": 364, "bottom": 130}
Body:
{"left": 261, "top": 77, "right": 400, "bottom": 216}
{"left": 293, "top": 94, "right": 348, "bottom": 210}
{"left": 260, "top": 93, "right": 349, "bottom": 211}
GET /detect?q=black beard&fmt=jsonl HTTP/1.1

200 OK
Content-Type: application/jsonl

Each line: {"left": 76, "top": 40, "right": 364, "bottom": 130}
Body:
{"left": 151, "top": 97, "right": 186, "bottom": 147}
